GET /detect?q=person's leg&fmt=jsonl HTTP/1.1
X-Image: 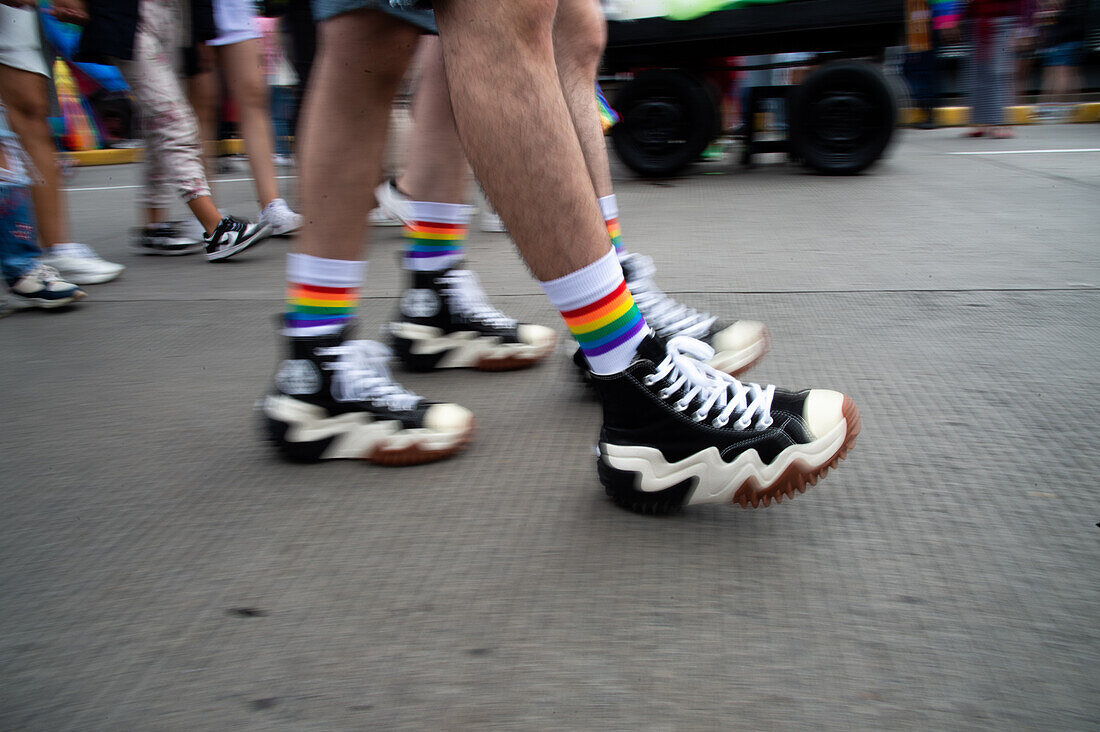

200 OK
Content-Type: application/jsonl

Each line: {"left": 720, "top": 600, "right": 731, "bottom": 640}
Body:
{"left": 216, "top": 39, "right": 280, "bottom": 206}
{"left": 263, "top": 8, "right": 473, "bottom": 466}
{"left": 186, "top": 44, "right": 221, "bottom": 179}
{"left": 551, "top": 0, "right": 768, "bottom": 375}
{"left": 0, "top": 135, "right": 84, "bottom": 309}
{"left": 0, "top": 64, "right": 125, "bottom": 283}
{"left": 398, "top": 37, "right": 468, "bottom": 204}
{"left": 385, "top": 37, "right": 556, "bottom": 372}
{"left": 217, "top": 38, "right": 303, "bottom": 234}
{"left": 296, "top": 11, "right": 416, "bottom": 261}
{"left": 436, "top": 0, "right": 858, "bottom": 513}
{"left": 119, "top": 0, "right": 267, "bottom": 260}
{"left": 0, "top": 66, "right": 67, "bottom": 248}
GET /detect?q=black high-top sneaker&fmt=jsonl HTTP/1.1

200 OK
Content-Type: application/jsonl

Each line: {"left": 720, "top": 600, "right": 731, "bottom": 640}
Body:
{"left": 261, "top": 325, "right": 474, "bottom": 465}
{"left": 574, "top": 253, "right": 769, "bottom": 380}
{"left": 389, "top": 267, "right": 557, "bottom": 371}
{"left": 592, "top": 334, "right": 860, "bottom": 515}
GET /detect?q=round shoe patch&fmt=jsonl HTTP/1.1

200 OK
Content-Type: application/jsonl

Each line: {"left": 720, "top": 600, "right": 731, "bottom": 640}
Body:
{"left": 275, "top": 359, "right": 322, "bottom": 395}
{"left": 401, "top": 288, "right": 440, "bottom": 318}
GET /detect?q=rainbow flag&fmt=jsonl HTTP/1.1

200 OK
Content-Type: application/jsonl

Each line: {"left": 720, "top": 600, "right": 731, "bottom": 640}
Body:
{"left": 52, "top": 58, "right": 100, "bottom": 151}
{"left": 596, "top": 83, "right": 620, "bottom": 134}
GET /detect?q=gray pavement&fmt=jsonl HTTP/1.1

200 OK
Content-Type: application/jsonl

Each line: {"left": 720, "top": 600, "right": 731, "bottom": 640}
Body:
{"left": 2, "top": 124, "right": 1099, "bottom": 730}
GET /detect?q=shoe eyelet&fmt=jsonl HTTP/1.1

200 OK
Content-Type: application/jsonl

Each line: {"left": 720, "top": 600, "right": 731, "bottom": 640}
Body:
{"left": 692, "top": 411, "right": 707, "bottom": 422}
{"left": 659, "top": 388, "right": 675, "bottom": 400}
{"left": 674, "top": 399, "right": 690, "bottom": 412}
{"left": 643, "top": 375, "right": 658, "bottom": 386}
{"left": 736, "top": 418, "right": 753, "bottom": 430}
{"left": 759, "top": 417, "right": 773, "bottom": 429}
{"left": 712, "top": 416, "right": 728, "bottom": 428}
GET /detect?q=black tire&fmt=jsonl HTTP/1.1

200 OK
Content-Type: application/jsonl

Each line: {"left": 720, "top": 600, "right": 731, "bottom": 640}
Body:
{"left": 789, "top": 61, "right": 897, "bottom": 175}
{"left": 611, "top": 70, "right": 719, "bottom": 178}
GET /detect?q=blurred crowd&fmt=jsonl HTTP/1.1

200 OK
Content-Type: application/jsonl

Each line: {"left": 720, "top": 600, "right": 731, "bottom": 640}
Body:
{"left": 904, "top": 0, "right": 1090, "bottom": 136}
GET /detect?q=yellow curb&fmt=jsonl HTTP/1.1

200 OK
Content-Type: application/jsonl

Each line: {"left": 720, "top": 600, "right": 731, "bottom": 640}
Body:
{"left": 902, "top": 103, "right": 1100, "bottom": 127}
{"left": 67, "top": 138, "right": 245, "bottom": 166}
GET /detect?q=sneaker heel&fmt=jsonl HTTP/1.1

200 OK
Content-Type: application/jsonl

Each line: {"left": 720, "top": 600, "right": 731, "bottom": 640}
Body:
{"left": 598, "top": 455, "right": 694, "bottom": 516}
{"left": 391, "top": 335, "right": 450, "bottom": 372}
{"left": 262, "top": 413, "right": 333, "bottom": 463}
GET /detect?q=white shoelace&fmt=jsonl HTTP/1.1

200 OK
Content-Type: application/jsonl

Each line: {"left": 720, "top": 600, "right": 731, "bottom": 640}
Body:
{"left": 27, "top": 263, "right": 63, "bottom": 283}
{"left": 622, "top": 253, "right": 716, "bottom": 340}
{"left": 317, "top": 340, "right": 420, "bottom": 411}
{"left": 645, "top": 336, "right": 775, "bottom": 429}
{"left": 441, "top": 270, "right": 517, "bottom": 330}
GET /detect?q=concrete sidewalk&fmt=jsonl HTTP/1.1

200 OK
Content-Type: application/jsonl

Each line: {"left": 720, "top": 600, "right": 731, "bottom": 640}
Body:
{"left": 2, "top": 125, "right": 1098, "bottom": 729}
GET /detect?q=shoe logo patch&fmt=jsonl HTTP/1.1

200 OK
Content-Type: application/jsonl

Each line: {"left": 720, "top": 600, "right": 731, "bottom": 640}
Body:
{"left": 401, "top": 289, "right": 440, "bottom": 318}
{"left": 275, "top": 359, "right": 322, "bottom": 395}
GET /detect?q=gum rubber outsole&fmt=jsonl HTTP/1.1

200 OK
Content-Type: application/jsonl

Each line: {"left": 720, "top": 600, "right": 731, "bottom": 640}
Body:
{"left": 731, "top": 396, "right": 860, "bottom": 509}
{"left": 367, "top": 419, "right": 476, "bottom": 466}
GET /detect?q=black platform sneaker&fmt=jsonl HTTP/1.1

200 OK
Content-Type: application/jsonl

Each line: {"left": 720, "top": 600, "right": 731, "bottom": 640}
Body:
{"left": 261, "top": 326, "right": 474, "bottom": 465}
{"left": 592, "top": 334, "right": 860, "bottom": 515}
{"left": 575, "top": 252, "right": 769, "bottom": 381}
{"left": 204, "top": 216, "right": 271, "bottom": 262}
{"left": 388, "top": 267, "right": 557, "bottom": 371}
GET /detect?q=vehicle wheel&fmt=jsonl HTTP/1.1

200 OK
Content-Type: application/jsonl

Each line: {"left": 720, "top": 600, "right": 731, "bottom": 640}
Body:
{"left": 789, "top": 61, "right": 897, "bottom": 175}
{"left": 611, "top": 70, "right": 719, "bottom": 178}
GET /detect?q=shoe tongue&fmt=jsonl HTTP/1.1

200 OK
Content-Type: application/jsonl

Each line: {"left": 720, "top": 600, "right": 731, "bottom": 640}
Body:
{"left": 633, "top": 332, "right": 668, "bottom": 365}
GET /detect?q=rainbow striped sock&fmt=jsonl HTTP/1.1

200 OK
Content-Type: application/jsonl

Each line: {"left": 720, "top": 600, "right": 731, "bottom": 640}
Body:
{"left": 540, "top": 247, "right": 650, "bottom": 375}
{"left": 284, "top": 253, "right": 366, "bottom": 337}
{"left": 403, "top": 201, "right": 472, "bottom": 272}
{"left": 598, "top": 195, "right": 624, "bottom": 255}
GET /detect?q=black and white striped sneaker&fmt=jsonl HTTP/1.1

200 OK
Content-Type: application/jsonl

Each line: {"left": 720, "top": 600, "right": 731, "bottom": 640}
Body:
{"left": 204, "top": 216, "right": 270, "bottom": 262}
{"left": 593, "top": 333, "right": 859, "bottom": 515}
{"left": 261, "top": 325, "right": 475, "bottom": 465}
{"left": 388, "top": 267, "right": 557, "bottom": 371}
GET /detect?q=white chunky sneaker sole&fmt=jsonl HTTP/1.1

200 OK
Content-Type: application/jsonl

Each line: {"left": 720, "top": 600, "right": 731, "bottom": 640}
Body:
{"left": 390, "top": 322, "right": 557, "bottom": 372}
{"left": 262, "top": 394, "right": 474, "bottom": 466}
{"left": 8, "top": 291, "right": 86, "bottom": 310}
{"left": 600, "top": 393, "right": 860, "bottom": 511}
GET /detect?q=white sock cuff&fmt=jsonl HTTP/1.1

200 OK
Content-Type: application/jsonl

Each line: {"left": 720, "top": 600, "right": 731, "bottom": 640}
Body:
{"left": 539, "top": 246, "right": 622, "bottom": 312}
{"left": 286, "top": 253, "right": 368, "bottom": 288}
{"left": 408, "top": 201, "right": 474, "bottom": 225}
{"left": 597, "top": 194, "right": 618, "bottom": 222}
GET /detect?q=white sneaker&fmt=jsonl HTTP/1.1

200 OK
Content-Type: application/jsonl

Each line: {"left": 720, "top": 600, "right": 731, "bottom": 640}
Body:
{"left": 6, "top": 263, "right": 86, "bottom": 310}
{"left": 40, "top": 242, "right": 125, "bottom": 285}
{"left": 370, "top": 179, "right": 413, "bottom": 227}
{"left": 258, "top": 198, "right": 303, "bottom": 237}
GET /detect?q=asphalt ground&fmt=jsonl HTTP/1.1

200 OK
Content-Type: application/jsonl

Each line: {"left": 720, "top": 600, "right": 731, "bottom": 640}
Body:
{"left": 2, "top": 124, "right": 1099, "bottom": 730}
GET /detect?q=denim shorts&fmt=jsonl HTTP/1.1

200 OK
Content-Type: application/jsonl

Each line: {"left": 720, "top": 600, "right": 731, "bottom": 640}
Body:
{"left": 311, "top": 0, "right": 436, "bottom": 33}
{"left": 1039, "top": 41, "right": 1084, "bottom": 68}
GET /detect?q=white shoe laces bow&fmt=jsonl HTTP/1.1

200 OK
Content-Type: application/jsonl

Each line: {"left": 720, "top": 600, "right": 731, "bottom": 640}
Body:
{"left": 644, "top": 335, "right": 775, "bottom": 429}
{"left": 623, "top": 253, "right": 716, "bottom": 340}
{"left": 317, "top": 340, "right": 420, "bottom": 411}
{"left": 441, "top": 270, "right": 516, "bottom": 330}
